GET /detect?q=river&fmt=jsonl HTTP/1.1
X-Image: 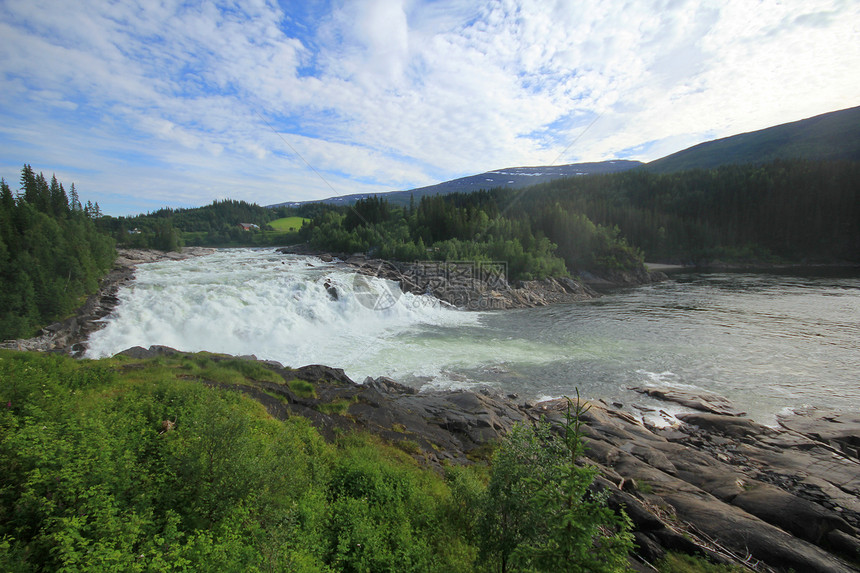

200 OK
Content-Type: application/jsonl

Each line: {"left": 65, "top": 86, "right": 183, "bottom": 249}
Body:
{"left": 86, "top": 248, "right": 860, "bottom": 426}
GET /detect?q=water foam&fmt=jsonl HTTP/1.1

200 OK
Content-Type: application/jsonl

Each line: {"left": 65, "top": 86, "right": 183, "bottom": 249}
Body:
{"left": 86, "top": 249, "right": 480, "bottom": 381}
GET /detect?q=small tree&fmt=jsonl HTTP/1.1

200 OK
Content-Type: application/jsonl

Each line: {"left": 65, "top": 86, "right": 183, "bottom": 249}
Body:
{"left": 68, "top": 183, "right": 82, "bottom": 212}
{"left": 477, "top": 393, "right": 633, "bottom": 572}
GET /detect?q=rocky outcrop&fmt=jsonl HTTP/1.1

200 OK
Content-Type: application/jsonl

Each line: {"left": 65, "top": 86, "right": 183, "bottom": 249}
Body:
{"left": 342, "top": 255, "right": 599, "bottom": 310}
{"left": 631, "top": 385, "right": 748, "bottom": 416}
{"left": 277, "top": 246, "right": 667, "bottom": 309}
{"left": 117, "top": 346, "right": 860, "bottom": 572}
{"left": 577, "top": 403, "right": 860, "bottom": 572}
{"left": 0, "top": 248, "right": 214, "bottom": 355}
{"left": 113, "top": 246, "right": 214, "bottom": 267}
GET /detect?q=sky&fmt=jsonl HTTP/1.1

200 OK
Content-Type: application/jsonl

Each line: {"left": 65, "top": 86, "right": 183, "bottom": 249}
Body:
{"left": 1, "top": 0, "right": 858, "bottom": 216}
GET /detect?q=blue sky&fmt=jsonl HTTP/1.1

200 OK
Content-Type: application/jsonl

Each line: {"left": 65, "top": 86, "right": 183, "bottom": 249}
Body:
{"left": 1, "top": 0, "right": 858, "bottom": 216}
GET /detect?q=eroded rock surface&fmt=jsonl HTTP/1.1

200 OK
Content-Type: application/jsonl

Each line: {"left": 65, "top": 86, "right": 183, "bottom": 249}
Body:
{"left": 343, "top": 255, "right": 599, "bottom": 310}
{"left": 275, "top": 247, "right": 666, "bottom": 310}
{"left": 631, "top": 386, "right": 747, "bottom": 416}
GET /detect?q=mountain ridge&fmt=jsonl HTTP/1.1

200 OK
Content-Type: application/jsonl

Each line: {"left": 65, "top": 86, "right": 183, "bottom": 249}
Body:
{"left": 269, "top": 105, "right": 860, "bottom": 208}
{"left": 645, "top": 105, "right": 860, "bottom": 173}
{"left": 268, "top": 160, "right": 642, "bottom": 208}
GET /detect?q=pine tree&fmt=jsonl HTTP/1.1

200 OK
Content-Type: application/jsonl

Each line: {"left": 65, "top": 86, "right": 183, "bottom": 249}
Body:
{"left": 0, "top": 178, "right": 14, "bottom": 212}
{"left": 50, "top": 174, "right": 70, "bottom": 216}
{"left": 19, "top": 164, "right": 36, "bottom": 203}
{"left": 34, "top": 172, "right": 50, "bottom": 214}
{"left": 69, "top": 183, "right": 82, "bottom": 212}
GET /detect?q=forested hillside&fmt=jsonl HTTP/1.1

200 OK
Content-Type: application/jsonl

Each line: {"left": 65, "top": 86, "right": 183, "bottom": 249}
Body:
{"left": 301, "top": 157, "right": 858, "bottom": 279}
{"left": 300, "top": 192, "right": 642, "bottom": 281}
{"left": 102, "top": 199, "right": 300, "bottom": 249}
{"left": 646, "top": 105, "right": 860, "bottom": 173}
{"left": 518, "top": 158, "right": 860, "bottom": 264}
{"left": 0, "top": 166, "right": 115, "bottom": 340}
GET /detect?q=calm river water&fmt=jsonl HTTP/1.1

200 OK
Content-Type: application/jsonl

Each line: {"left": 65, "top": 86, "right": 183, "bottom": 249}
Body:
{"left": 86, "top": 249, "right": 860, "bottom": 426}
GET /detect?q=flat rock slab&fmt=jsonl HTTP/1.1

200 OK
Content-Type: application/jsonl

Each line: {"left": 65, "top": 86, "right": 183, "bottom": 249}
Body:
{"left": 778, "top": 407, "right": 860, "bottom": 460}
{"left": 631, "top": 385, "right": 746, "bottom": 416}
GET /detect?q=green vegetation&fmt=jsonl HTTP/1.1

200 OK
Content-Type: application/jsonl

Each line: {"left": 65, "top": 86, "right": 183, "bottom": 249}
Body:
{"left": 300, "top": 193, "right": 636, "bottom": 281}
{"left": 518, "top": 158, "right": 860, "bottom": 264}
{"left": 646, "top": 105, "right": 860, "bottom": 174}
{"left": 0, "top": 350, "right": 637, "bottom": 572}
{"left": 288, "top": 378, "right": 317, "bottom": 399}
{"left": 303, "top": 157, "right": 858, "bottom": 273}
{"left": 316, "top": 398, "right": 353, "bottom": 416}
{"left": 269, "top": 216, "right": 310, "bottom": 232}
{"left": 465, "top": 397, "right": 634, "bottom": 572}
{"left": 0, "top": 166, "right": 115, "bottom": 340}
{"left": 98, "top": 199, "right": 309, "bottom": 250}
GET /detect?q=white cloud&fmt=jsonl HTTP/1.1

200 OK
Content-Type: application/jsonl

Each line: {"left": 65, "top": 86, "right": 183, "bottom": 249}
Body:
{"left": 0, "top": 0, "right": 858, "bottom": 214}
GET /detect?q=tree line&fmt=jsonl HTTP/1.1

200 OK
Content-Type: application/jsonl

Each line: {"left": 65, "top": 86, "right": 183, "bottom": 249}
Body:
{"left": 0, "top": 166, "right": 115, "bottom": 340}
{"left": 515, "top": 158, "right": 859, "bottom": 264}
{"left": 301, "top": 158, "right": 859, "bottom": 281}
{"left": 300, "top": 192, "right": 641, "bottom": 281}
{"left": 100, "top": 199, "right": 298, "bottom": 250}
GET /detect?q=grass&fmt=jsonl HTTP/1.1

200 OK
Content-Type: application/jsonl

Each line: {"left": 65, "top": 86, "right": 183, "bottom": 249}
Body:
{"left": 269, "top": 216, "right": 309, "bottom": 232}
{"left": 316, "top": 399, "right": 353, "bottom": 416}
{"left": 288, "top": 378, "right": 317, "bottom": 399}
{"left": 465, "top": 441, "right": 498, "bottom": 463}
{"left": 394, "top": 439, "right": 422, "bottom": 455}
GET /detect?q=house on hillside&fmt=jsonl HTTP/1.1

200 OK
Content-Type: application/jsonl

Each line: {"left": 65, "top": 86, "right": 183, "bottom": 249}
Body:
{"left": 238, "top": 223, "right": 259, "bottom": 231}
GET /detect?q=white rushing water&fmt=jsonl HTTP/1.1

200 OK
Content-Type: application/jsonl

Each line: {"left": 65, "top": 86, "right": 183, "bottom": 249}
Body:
{"left": 88, "top": 249, "right": 860, "bottom": 425}
{"left": 87, "top": 249, "right": 488, "bottom": 383}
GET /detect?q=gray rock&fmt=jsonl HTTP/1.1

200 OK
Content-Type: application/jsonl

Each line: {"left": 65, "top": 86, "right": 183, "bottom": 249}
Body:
{"left": 116, "top": 345, "right": 182, "bottom": 359}
{"left": 633, "top": 386, "right": 746, "bottom": 416}
{"left": 730, "top": 483, "right": 853, "bottom": 544}
{"left": 778, "top": 407, "right": 860, "bottom": 460}
{"left": 677, "top": 412, "right": 772, "bottom": 437}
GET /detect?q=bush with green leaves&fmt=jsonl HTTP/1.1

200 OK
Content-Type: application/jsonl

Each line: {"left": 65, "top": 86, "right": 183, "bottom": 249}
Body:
{"left": 453, "top": 396, "right": 634, "bottom": 573}
{"left": 0, "top": 351, "right": 474, "bottom": 572}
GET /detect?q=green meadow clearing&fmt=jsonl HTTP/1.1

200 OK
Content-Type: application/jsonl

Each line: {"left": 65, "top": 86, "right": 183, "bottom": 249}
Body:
{"left": 268, "top": 216, "right": 309, "bottom": 232}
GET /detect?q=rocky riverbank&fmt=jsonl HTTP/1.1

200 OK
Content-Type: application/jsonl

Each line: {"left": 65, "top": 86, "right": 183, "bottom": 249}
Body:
{"left": 276, "top": 245, "right": 667, "bottom": 309}
{"left": 0, "top": 247, "right": 215, "bottom": 354}
{"left": 118, "top": 345, "right": 860, "bottom": 572}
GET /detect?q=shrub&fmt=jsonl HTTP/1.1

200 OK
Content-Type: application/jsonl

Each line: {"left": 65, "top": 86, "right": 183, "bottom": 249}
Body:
{"left": 471, "top": 395, "right": 634, "bottom": 572}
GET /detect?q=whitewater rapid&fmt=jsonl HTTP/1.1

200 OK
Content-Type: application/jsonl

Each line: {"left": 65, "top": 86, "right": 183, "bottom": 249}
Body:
{"left": 87, "top": 249, "right": 860, "bottom": 425}
{"left": 86, "top": 249, "right": 484, "bottom": 382}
